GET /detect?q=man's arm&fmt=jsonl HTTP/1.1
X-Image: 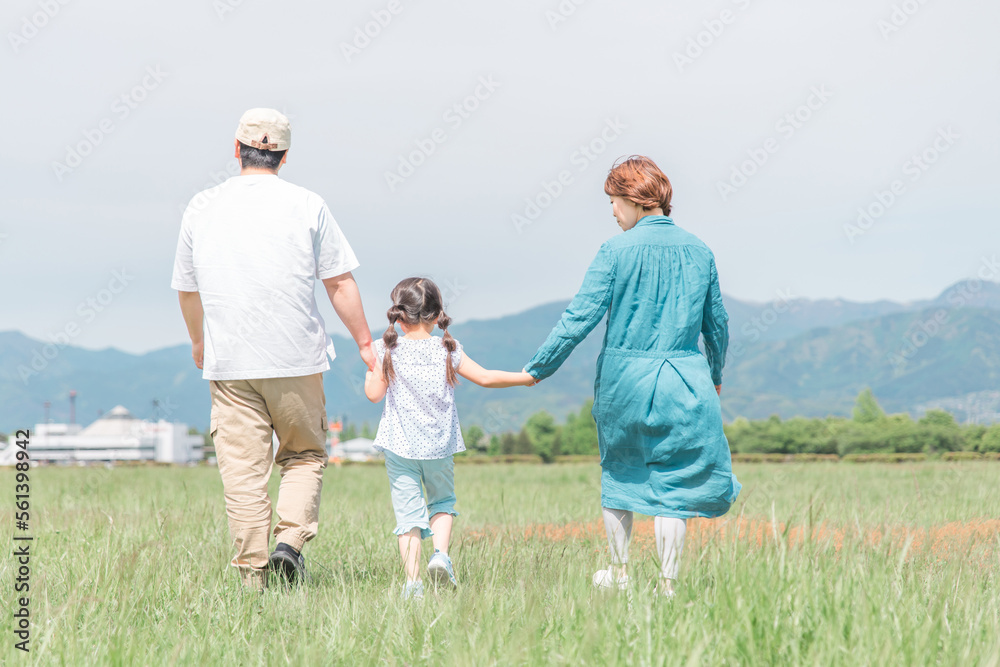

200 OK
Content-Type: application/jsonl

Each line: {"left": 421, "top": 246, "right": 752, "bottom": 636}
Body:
{"left": 322, "top": 271, "right": 375, "bottom": 371}
{"left": 178, "top": 291, "right": 204, "bottom": 369}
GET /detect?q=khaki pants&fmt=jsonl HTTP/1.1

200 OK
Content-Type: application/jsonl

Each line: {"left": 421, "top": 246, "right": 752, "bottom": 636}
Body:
{"left": 209, "top": 373, "right": 328, "bottom": 588}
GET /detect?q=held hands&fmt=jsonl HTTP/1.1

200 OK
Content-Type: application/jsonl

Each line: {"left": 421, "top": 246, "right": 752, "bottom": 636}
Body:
{"left": 521, "top": 369, "right": 539, "bottom": 387}
{"left": 360, "top": 341, "right": 377, "bottom": 372}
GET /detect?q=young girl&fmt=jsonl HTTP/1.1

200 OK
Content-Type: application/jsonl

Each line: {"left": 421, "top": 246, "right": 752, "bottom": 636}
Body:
{"left": 365, "top": 277, "right": 536, "bottom": 599}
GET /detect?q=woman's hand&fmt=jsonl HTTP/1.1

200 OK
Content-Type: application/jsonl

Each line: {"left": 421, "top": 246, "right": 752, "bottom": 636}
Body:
{"left": 521, "top": 369, "right": 540, "bottom": 387}
{"left": 715, "top": 384, "right": 722, "bottom": 396}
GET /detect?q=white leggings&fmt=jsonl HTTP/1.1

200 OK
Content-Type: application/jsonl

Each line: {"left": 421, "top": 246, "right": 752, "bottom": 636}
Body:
{"left": 602, "top": 508, "right": 687, "bottom": 580}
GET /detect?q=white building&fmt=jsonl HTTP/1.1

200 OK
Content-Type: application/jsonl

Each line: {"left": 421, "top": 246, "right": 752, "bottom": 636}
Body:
{"left": 0, "top": 405, "right": 202, "bottom": 465}
{"left": 330, "top": 437, "right": 380, "bottom": 462}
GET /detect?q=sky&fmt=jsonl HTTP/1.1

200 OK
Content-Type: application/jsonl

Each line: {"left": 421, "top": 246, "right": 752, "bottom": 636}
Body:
{"left": 1, "top": 0, "right": 998, "bottom": 354}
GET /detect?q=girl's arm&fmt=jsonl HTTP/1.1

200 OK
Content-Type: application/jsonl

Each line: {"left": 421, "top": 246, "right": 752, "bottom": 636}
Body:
{"left": 457, "top": 354, "right": 536, "bottom": 389}
{"left": 365, "top": 362, "right": 388, "bottom": 402}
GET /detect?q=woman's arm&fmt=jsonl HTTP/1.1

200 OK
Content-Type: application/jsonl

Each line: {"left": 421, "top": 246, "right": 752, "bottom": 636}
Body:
{"left": 701, "top": 257, "right": 729, "bottom": 390}
{"left": 457, "top": 354, "right": 536, "bottom": 388}
{"left": 523, "top": 242, "right": 617, "bottom": 382}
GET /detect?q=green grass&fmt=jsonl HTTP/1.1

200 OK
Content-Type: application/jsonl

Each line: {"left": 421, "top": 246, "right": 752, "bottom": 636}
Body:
{"left": 1, "top": 462, "right": 999, "bottom": 665}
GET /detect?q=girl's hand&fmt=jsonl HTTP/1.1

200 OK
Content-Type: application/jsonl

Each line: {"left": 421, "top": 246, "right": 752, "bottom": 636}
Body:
{"left": 365, "top": 364, "right": 388, "bottom": 403}
{"left": 521, "top": 370, "right": 539, "bottom": 387}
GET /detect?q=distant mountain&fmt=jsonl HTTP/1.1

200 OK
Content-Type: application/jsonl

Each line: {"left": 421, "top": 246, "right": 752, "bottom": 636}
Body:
{"left": 0, "top": 330, "right": 207, "bottom": 432}
{"left": 724, "top": 295, "right": 908, "bottom": 343}
{"left": 0, "top": 300, "right": 604, "bottom": 434}
{"left": 720, "top": 305, "right": 1000, "bottom": 421}
{"left": 722, "top": 279, "right": 1000, "bottom": 344}
{"left": 3, "top": 280, "right": 999, "bottom": 432}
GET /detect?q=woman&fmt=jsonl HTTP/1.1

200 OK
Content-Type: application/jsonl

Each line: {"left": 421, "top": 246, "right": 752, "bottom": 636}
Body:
{"left": 523, "top": 155, "right": 741, "bottom": 597}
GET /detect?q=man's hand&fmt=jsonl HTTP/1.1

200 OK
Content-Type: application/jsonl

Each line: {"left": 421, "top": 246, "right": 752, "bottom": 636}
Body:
{"left": 178, "top": 291, "right": 205, "bottom": 370}
{"left": 360, "top": 341, "right": 376, "bottom": 372}
{"left": 323, "top": 272, "right": 376, "bottom": 370}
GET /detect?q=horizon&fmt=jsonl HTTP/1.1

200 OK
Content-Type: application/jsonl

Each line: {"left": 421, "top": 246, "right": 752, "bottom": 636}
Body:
{"left": 3, "top": 274, "right": 996, "bottom": 356}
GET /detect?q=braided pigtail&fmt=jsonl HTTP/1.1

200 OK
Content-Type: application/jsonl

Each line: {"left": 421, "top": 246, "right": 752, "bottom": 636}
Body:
{"left": 381, "top": 306, "right": 403, "bottom": 384}
{"left": 438, "top": 311, "right": 459, "bottom": 386}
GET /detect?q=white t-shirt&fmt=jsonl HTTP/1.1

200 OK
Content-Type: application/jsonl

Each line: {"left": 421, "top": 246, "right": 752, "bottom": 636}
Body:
{"left": 372, "top": 336, "right": 466, "bottom": 460}
{"left": 170, "top": 174, "right": 359, "bottom": 381}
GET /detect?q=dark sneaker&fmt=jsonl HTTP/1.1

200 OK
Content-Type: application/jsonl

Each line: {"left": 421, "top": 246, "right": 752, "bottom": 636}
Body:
{"left": 268, "top": 543, "right": 307, "bottom": 587}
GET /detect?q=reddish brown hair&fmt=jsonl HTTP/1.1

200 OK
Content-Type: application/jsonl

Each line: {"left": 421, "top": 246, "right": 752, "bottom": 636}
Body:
{"left": 604, "top": 155, "right": 672, "bottom": 215}
{"left": 381, "top": 277, "right": 458, "bottom": 386}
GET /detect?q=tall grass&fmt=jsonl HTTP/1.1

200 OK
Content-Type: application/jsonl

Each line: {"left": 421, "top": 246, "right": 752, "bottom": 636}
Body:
{"left": 1, "top": 462, "right": 997, "bottom": 665}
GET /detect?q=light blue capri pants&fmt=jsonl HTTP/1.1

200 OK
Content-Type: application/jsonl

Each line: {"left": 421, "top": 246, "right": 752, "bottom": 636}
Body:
{"left": 383, "top": 450, "right": 459, "bottom": 540}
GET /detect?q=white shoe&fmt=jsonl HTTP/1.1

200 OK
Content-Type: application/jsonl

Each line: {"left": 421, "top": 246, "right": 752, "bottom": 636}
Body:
{"left": 401, "top": 580, "right": 424, "bottom": 600}
{"left": 592, "top": 568, "right": 629, "bottom": 591}
{"left": 654, "top": 579, "right": 676, "bottom": 598}
{"left": 427, "top": 550, "right": 457, "bottom": 589}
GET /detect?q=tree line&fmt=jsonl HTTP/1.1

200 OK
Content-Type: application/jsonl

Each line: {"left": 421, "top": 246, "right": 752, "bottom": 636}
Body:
{"left": 341, "top": 400, "right": 600, "bottom": 463}
{"left": 340, "top": 388, "right": 1000, "bottom": 461}
{"left": 724, "top": 388, "right": 1000, "bottom": 456}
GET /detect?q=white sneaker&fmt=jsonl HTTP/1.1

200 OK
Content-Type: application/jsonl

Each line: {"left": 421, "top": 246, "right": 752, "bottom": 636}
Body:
{"left": 428, "top": 550, "right": 457, "bottom": 589}
{"left": 655, "top": 585, "right": 676, "bottom": 599}
{"left": 402, "top": 580, "right": 424, "bottom": 600}
{"left": 592, "top": 568, "right": 629, "bottom": 591}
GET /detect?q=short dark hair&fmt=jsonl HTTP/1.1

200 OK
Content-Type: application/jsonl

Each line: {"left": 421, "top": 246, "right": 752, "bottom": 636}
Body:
{"left": 238, "top": 141, "right": 286, "bottom": 171}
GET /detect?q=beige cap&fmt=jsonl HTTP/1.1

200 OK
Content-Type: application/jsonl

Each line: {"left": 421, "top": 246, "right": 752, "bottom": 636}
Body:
{"left": 235, "top": 108, "right": 291, "bottom": 151}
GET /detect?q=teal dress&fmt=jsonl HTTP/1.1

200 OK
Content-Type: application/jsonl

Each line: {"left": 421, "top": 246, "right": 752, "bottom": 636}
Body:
{"left": 525, "top": 216, "right": 741, "bottom": 518}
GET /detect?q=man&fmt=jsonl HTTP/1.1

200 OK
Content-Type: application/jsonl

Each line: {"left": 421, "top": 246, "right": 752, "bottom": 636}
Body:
{"left": 171, "top": 108, "right": 375, "bottom": 591}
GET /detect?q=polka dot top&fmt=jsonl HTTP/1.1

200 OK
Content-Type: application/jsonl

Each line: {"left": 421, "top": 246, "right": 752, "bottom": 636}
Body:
{"left": 372, "top": 336, "right": 466, "bottom": 460}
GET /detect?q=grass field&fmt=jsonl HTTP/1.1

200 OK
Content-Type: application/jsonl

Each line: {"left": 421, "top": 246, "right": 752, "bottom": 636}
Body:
{"left": 2, "top": 461, "right": 999, "bottom": 665}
